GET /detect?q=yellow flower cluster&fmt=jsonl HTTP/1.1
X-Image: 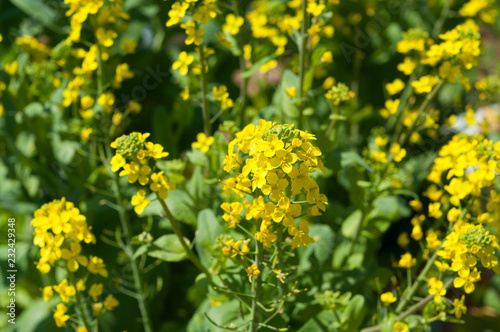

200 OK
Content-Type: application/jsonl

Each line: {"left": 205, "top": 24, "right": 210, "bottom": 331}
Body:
{"left": 422, "top": 135, "right": 500, "bottom": 294}
{"left": 31, "top": 198, "right": 104, "bottom": 275}
{"left": 32, "top": 198, "right": 117, "bottom": 328}
{"left": 110, "top": 132, "right": 175, "bottom": 214}
{"left": 459, "top": 0, "right": 498, "bottom": 24}
{"left": 222, "top": 120, "right": 328, "bottom": 250}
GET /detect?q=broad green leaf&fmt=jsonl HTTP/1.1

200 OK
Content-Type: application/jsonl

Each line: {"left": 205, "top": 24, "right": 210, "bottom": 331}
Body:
{"left": 195, "top": 209, "right": 224, "bottom": 268}
{"left": 141, "top": 189, "right": 197, "bottom": 226}
{"left": 340, "top": 294, "right": 365, "bottom": 331}
{"left": 147, "top": 234, "right": 188, "bottom": 262}
{"left": 341, "top": 209, "right": 362, "bottom": 239}
{"left": 297, "top": 310, "right": 338, "bottom": 332}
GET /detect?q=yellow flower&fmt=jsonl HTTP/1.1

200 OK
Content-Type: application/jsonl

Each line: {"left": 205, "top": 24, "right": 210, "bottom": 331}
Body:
{"left": 386, "top": 78, "right": 405, "bottom": 95}
{"left": 380, "top": 292, "right": 397, "bottom": 306}
{"left": 260, "top": 59, "right": 277, "bottom": 73}
{"left": 95, "top": 27, "right": 117, "bottom": 47}
{"left": 307, "top": 1, "right": 325, "bottom": 16}
{"left": 393, "top": 253, "right": 416, "bottom": 269}
{"left": 192, "top": 132, "right": 214, "bottom": 153}
{"left": 121, "top": 38, "right": 137, "bottom": 53}
{"left": 92, "top": 302, "right": 103, "bottom": 316}
{"left": 104, "top": 294, "right": 120, "bottom": 310}
{"left": 286, "top": 87, "right": 297, "bottom": 98}
{"left": 397, "top": 57, "right": 416, "bottom": 75}
{"left": 131, "top": 189, "right": 150, "bottom": 214}
{"left": 81, "top": 96, "right": 95, "bottom": 110}
{"left": 454, "top": 295, "right": 467, "bottom": 318}
{"left": 428, "top": 202, "right": 443, "bottom": 219}
{"left": 53, "top": 279, "right": 76, "bottom": 303}
{"left": 150, "top": 171, "right": 175, "bottom": 200}
{"left": 181, "top": 20, "right": 205, "bottom": 46}
{"left": 80, "top": 128, "right": 93, "bottom": 141}
{"left": 127, "top": 100, "right": 142, "bottom": 114}
{"left": 112, "top": 112, "right": 122, "bottom": 126}
{"left": 223, "top": 14, "right": 244, "bottom": 35}
{"left": 98, "top": 93, "right": 115, "bottom": 113}
{"left": 172, "top": 51, "right": 194, "bottom": 76}
{"left": 412, "top": 75, "right": 439, "bottom": 94}
{"left": 111, "top": 153, "right": 126, "bottom": 172}
{"left": 321, "top": 51, "right": 333, "bottom": 63}
{"left": 87, "top": 255, "right": 108, "bottom": 277}
{"left": 390, "top": 143, "right": 406, "bottom": 162}
{"left": 427, "top": 277, "right": 446, "bottom": 301}
{"left": 393, "top": 321, "right": 408, "bottom": 332}
{"left": 0, "top": 103, "right": 4, "bottom": 117}
{"left": 113, "top": 63, "right": 134, "bottom": 88}
{"left": 167, "top": 1, "right": 189, "bottom": 27}
{"left": 88, "top": 283, "right": 103, "bottom": 302}
{"left": 53, "top": 303, "right": 70, "bottom": 327}
{"left": 4, "top": 61, "right": 17, "bottom": 75}
{"left": 42, "top": 286, "right": 53, "bottom": 302}
{"left": 215, "top": 32, "right": 234, "bottom": 48}
{"left": 245, "top": 263, "right": 261, "bottom": 282}
{"left": 180, "top": 86, "right": 190, "bottom": 100}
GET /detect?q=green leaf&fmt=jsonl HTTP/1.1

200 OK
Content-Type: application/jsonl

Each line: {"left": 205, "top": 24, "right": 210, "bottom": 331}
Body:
{"left": 341, "top": 209, "right": 362, "bottom": 240}
{"left": 141, "top": 189, "right": 197, "bottom": 226}
{"left": 10, "top": 0, "right": 63, "bottom": 32}
{"left": 340, "top": 294, "right": 365, "bottom": 331}
{"left": 147, "top": 234, "right": 188, "bottom": 262}
{"left": 297, "top": 310, "right": 338, "bottom": 332}
{"left": 311, "top": 224, "right": 335, "bottom": 264}
{"left": 195, "top": 209, "right": 224, "bottom": 268}
{"left": 325, "top": 151, "right": 374, "bottom": 173}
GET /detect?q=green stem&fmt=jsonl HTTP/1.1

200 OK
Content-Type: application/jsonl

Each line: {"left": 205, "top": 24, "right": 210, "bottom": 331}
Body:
{"left": 398, "top": 79, "right": 445, "bottom": 146}
{"left": 198, "top": 45, "right": 211, "bottom": 136}
{"left": 106, "top": 145, "right": 154, "bottom": 332}
{"left": 395, "top": 203, "right": 468, "bottom": 314}
{"left": 68, "top": 272, "right": 93, "bottom": 332}
{"left": 251, "top": 237, "right": 264, "bottom": 332}
{"left": 361, "top": 279, "right": 453, "bottom": 332}
{"left": 156, "top": 193, "right": 212, "bottom": 278}
{"left": 231, "top": 0, "right": 248, "bottom": 129}
{"left": 297, "top": 0, "right": 309, "bottom": 128}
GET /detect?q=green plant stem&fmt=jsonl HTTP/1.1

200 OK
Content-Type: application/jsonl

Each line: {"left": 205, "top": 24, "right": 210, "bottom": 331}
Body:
{"left": 397, "top": 79, "right": 445, "bottom": 146}
{"left": 105, "top": 145, "right": 154, "bottom": 332}
{"left": 361, "top": 279, "right": 453, "bottom": 332}
{"left": 68, "top": 272, "right": 93, "bottom": 332}
{"left": 251, "top": 239, "right": 264, "bottom": 332}
{"left": 395, "top": 203, "right": 468, "bottom": 314}
{"left": 198, "top": 45, "right": 211, "bottom": 136}
{"left": 156, "top": 193, "right": 212, "bottom": 278}
{"left": 231, "top": 0, "right": 248, "bottom": 129}
{"left": 297, "top": 0, "right": 309, "bottom": 128}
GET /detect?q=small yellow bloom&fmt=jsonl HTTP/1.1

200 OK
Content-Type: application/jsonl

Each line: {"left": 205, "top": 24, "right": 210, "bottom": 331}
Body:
{"left": 104, "top": 294, "right": 120, "bottom": 310}
{"left": 98, "top": 93, "right": 115, "bottom": 113}
{"left": 286, "top": 87, "right": 297, "bottom": 98}
{"left": 386, "top": 78, "right": 405, "bottom": 95}
{"left": 393, "top": 321, "right": 408, "bottom": 332}
{"left": 88, "top": 283, "right": 103, "bottom": 302}
{"left": 180, "top": 86, "right": 190, "bottom": 100}
{"left": 4, "top": 61, "right": 17, "bottom": 75}
{"left": 380, "top": 292, "right": 397, "bottom": 306}
{"left": 393, "top": 253, "right": 416, "bottom": 269}
{"left": 172, "top": 51, "right": 194, "bottom": 76}
{"left": 222, "top": 14, "right": 244, "bottom": 35}
{"left": 80, "top": 128, "right": 93, "bottom": 141}
{"left": 121, "top": 39, "right": 137, "bottom": 53}
{"left": 192, "top": 132, "right": 214, "bottom": 153}
{"left": 260, "top": 59, "right": 277, "bottom": 73}
{"left": 131, "top": 189, "right": 150, "bottom": 214}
